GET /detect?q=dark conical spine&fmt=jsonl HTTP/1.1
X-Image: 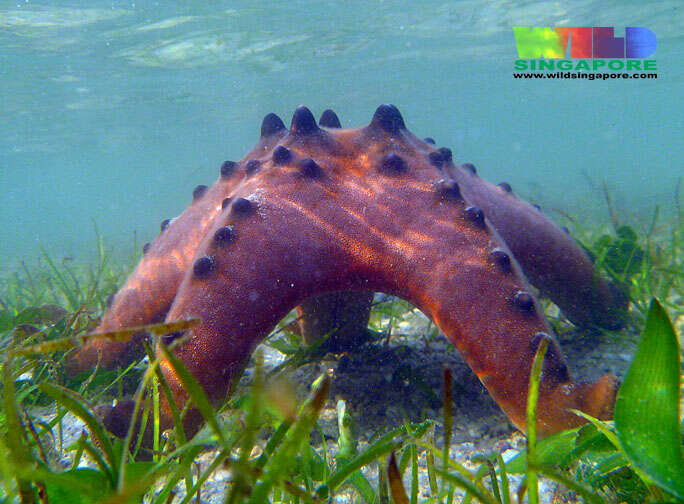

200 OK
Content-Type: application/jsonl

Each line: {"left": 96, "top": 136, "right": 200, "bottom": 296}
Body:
{"left": 369, "top": 104, "right": 406, "bottom": 134}
{"left": 291, "top": 106, "right": 319, "bottom": 135}
{"left": 260, "top": 113, "right": 286, "bottom": 138}
{"left": 319, "top": 109, "right": 342, "bottom": 128}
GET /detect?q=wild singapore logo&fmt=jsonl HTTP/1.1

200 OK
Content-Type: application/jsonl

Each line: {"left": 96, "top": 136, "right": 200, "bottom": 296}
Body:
{"left": 513, "top": 27, "right": 657, "bottom": 80}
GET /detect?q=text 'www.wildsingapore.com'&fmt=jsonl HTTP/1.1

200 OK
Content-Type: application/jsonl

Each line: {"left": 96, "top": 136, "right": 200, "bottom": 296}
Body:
{"left": 512, "top": 27, "right": 659, "bottom": 81}
{"left": 513, "top": 70, "right": 658, "bottom": 80}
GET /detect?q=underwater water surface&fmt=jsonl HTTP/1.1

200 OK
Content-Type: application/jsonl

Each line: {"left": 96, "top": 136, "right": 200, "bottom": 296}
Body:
{"left": 0, "top": 0, "right": 682, "bottom": 267}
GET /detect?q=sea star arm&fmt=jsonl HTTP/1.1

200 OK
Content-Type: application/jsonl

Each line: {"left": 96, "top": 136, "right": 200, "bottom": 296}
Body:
{"left": 71, "top": 112, "right": 369, "bottom": 371}
{"left": 69, "top": 174, "right": 241, "bottom": 370}
{"left": 71, "top": 116, "right": 329, "bottom": 370}
{"left": 449, "top": 164, "right": 627, "bottom": 329}
{"left": 295, "top": 291, "right": 375, "bottom": 347}
{"left": 138, "top": 106, "right": 616, "bottom": 439}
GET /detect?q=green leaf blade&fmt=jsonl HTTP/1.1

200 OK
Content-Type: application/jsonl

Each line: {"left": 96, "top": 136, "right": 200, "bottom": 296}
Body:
{"left": 615, "top": 298, "right": 684, "bottom": 499}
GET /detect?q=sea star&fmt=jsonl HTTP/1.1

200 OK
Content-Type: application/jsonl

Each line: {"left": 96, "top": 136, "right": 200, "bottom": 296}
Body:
{"left": 70, "top": 105, "right": 626, "bottom": 438}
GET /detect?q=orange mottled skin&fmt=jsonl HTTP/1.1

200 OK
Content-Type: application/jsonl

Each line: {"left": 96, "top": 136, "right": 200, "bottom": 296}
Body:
{"left": 70, "top": 105, "right": 624, "bottom": 439}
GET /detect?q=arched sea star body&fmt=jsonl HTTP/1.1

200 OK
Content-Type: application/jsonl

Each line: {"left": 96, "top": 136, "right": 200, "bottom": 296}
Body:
{"left": 71, "top": 105, "right": 626, "bottom": 438}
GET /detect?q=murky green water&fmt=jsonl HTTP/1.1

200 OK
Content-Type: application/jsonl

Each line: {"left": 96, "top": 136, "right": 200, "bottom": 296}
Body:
{"left": 1, "top": 1, "right": 682, "bottom": 267}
